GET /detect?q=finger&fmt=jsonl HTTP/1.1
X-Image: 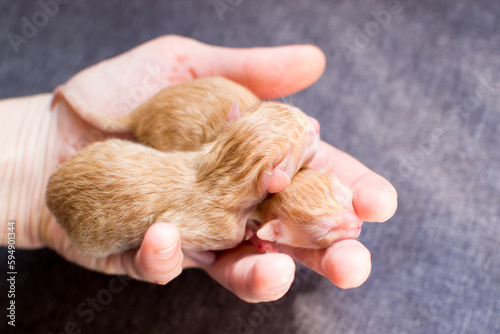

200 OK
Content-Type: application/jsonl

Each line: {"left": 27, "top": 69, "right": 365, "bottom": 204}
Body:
{"left": 321, "top": 240, "right": 371, "bottom": 288}
{"left": 44, "top": 217, "right": 184, "bottom": 285}
{"left": 203, "top": 243, "right": 296, "bottom": 303}
{"left": 52, "top": 35, "right": 325, "bottom": 123}
{"left": 51, "top": 36, "right": 197, "bottom": 120}
{"left": 178, "top": 37, "right": 326, "bottom": 99}
{"left": 310, "top": 141, "right": 398, "bottom": 223}
{"left": 278, "top": 239, "right": 371, "bottom": 289}
{"left": 122, "top": 223, "right": 183, "bottom": 285}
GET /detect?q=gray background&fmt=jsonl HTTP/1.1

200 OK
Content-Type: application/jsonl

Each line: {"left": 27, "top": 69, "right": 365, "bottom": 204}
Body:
{"left": 1, "top": 0, "right": 499, "bottom": 333}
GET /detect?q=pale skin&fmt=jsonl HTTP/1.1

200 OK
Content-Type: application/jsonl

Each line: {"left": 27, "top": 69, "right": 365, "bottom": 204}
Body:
{"left": 0, "top": 35, "right": 397, "bottom": 303}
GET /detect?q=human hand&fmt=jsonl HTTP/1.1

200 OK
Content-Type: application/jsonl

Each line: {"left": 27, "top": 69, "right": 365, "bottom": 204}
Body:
{"left": 204, "top": 140, "right": 397, "bottom": 301}
{"left": 5, "top": 35, "right": 397, "bottom": 302}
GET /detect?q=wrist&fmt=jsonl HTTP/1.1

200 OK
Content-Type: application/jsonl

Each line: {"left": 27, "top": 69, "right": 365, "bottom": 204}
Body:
{"left": 0, "top": 94, "right": 58, "bottom": 248}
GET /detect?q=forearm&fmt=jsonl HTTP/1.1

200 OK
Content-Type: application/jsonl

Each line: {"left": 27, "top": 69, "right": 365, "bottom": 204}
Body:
{"left": 0, "top": 94, "right": 57, "bottom": 248}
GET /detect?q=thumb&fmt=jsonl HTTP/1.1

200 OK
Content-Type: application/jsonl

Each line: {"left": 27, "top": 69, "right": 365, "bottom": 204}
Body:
{"left": 52, "top": 35, "right": 326, "bottom": 126}
{"left": 129, "top": 223, "right": 183, "bottom": 285}
{"left": 178, "top": 37, "right": 327, "bottom": 99}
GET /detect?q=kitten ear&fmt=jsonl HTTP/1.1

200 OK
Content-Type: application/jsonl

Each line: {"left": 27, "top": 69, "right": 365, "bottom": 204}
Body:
{"left": 256, "top": 219, "right": 282, "bottom": 242}
{"left": 226, "top": 101, "right": 241, "bottom": 123}
{"left": 262, "top": 153, "right": 292, "bottom": 193}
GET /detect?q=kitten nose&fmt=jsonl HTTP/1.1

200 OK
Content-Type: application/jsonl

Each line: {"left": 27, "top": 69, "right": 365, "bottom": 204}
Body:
{"left": 342, "top": 211, "right": 362, "bottom": 237}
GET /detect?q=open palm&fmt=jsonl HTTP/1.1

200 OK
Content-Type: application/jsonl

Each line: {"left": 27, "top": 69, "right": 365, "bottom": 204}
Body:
{"left": 31, "top": 35, "right": 397, "bottom": 303}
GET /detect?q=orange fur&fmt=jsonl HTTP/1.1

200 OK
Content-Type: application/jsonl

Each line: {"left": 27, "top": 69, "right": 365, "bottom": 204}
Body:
{"left": 255, "top": 168, "right": 362, "bottom": 249}
{"left": 47, "top": 76, "right": 359, "bottom": 255}
{"left": 85, "top": 77, "right": 260, "bottom": 151}
{"left": 46, "top": 102, "right": 318, "bottom": 256}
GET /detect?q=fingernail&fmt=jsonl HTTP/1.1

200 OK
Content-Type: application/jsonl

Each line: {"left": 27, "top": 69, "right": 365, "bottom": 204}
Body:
{"left": 265, "top": 269, "right": 295, "bottom": 298}
{"left": 279, "top": 268, "right": 295, "bottom": 286}
{"left": 155, "top": 243, "right": 177, "bottom": 260}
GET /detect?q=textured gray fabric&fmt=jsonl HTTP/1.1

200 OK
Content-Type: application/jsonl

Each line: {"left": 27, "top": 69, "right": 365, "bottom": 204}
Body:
{"left": 1, "top": 1, "right": 499, "bottom": 333}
